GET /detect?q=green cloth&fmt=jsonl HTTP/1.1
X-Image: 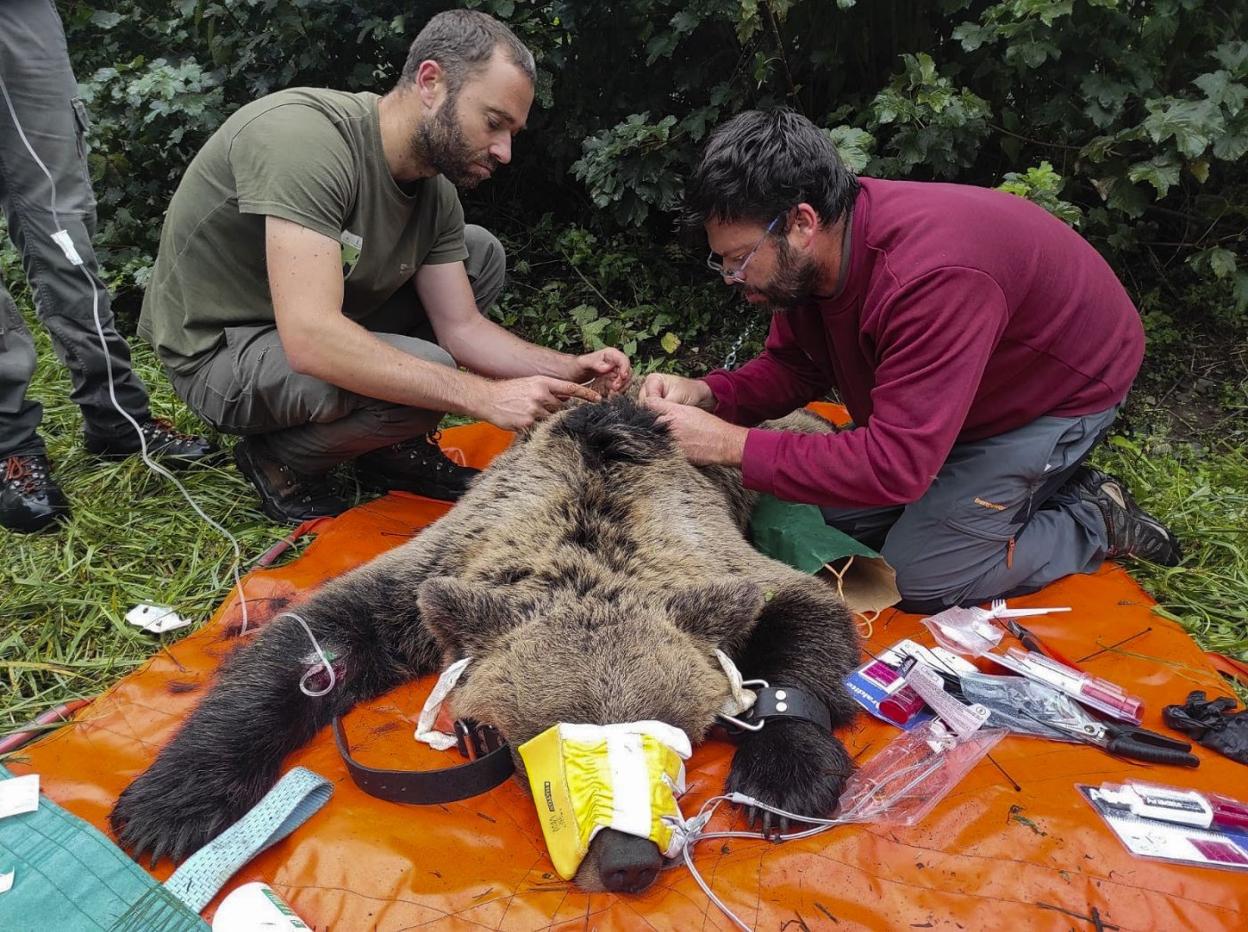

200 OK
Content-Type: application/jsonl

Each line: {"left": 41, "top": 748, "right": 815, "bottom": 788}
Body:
{"left": 0, "top": 763, "right": 332, "bottom": 932}
{"left": 139, "top": 88, "right": 468, "bottom": 374}
{"left": 750, "top": 493, "right": 881, "bottom": 574}
{"left": 0, "top": 764, "right": 206, "bottom": 932}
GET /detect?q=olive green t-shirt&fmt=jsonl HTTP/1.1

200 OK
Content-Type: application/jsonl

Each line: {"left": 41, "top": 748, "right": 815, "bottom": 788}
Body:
{"left": 138, "top": 88, "right": 468, "bottom": 374}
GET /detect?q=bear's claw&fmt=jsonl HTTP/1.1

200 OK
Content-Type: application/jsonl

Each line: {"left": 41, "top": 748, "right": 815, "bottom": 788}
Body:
{"left": 727, "top": 718, "right": 851, "bottom": 838}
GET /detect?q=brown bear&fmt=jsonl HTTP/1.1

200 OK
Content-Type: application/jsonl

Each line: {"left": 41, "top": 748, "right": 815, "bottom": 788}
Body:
{"left": 110, "top": 397, "right": 861, "bottom": 893}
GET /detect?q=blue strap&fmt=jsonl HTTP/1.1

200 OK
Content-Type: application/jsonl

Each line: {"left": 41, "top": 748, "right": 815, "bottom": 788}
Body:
{"left": 162, "top": 767, "right": 333, "bottom": 914}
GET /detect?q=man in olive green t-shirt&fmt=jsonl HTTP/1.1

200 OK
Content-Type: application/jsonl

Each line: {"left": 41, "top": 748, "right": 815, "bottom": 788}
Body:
{"left": 140, "top": 11, "right": 629, "bottom": 523}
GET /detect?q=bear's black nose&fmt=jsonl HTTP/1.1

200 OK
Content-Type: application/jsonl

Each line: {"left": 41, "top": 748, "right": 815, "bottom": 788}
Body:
{"left": 597, "top": 829, "right": 663, "bottom": 893}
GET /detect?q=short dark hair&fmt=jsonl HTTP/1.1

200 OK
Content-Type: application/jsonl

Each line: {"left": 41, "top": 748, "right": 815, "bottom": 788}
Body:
{"left": 399, "top": 10, "right": 535, "bottom": 95}
{"left": 682, "top": 109, "right": 859, "bottom": 230}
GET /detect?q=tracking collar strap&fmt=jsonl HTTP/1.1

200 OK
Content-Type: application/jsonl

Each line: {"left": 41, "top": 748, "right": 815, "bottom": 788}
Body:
{"left": 743, "top": 685, "right": 832, "bottom": 731}
{"left": 333, "top": 716, "right": 514, "bottom": 805}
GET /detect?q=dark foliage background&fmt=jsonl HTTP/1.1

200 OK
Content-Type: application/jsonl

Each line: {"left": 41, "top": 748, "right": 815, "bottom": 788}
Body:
{"left": 60, "top": 0, "right": 1246, "bottom": 382}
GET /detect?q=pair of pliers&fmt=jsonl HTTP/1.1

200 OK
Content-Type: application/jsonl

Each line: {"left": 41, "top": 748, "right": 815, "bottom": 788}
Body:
{"left": 1045, "top": 718, "right": 1199, "bottom": 767}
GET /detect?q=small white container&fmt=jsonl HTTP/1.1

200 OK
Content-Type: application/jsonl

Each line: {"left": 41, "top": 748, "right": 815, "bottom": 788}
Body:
{"left": 212, "top": 882, "right": 311, "bottom": 931}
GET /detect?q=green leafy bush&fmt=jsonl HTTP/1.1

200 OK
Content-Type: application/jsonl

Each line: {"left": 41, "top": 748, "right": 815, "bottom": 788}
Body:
{"left": 59, "top": 0, "right": 1246, "bottom": 339}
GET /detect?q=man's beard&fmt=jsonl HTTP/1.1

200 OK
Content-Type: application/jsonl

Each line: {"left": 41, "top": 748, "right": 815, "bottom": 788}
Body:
{"left": 739, "top": 237, "right": 821, "bottom": 311}
{"left": 415, "top": 97, "right": 497, "bottom": 189}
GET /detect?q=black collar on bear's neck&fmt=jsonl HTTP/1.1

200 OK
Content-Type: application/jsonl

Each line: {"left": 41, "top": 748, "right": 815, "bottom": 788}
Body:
{"left": 333, "top": 715, "right": 514, "bottom": 805}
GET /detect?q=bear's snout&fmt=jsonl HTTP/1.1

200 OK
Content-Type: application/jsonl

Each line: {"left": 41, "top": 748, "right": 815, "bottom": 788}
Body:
{"left": 596, "top": 829, "right": 663, "bottom": 893}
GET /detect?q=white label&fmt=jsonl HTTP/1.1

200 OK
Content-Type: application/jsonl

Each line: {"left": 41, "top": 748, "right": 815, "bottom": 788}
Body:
{"left": 0, "top": 870, "right": 13, "bottom": 894}
{"left": 125, "top": 603, "right": 192, "bottom": 634}
{"left": 51, "top": 230, "right": 84, "bottom": 266}
{"left": 0, "top": 774, "right": 39, "bottom": 819}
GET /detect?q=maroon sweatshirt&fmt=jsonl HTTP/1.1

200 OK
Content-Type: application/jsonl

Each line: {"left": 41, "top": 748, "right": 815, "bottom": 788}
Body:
{"left": 702, "top": 177, "right": 1144, "bottom": 508}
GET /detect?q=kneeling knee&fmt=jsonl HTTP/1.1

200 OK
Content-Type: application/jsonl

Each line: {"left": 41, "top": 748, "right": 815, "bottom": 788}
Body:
{"left": 881, "top": 547, "right": 962, "bottom": 614}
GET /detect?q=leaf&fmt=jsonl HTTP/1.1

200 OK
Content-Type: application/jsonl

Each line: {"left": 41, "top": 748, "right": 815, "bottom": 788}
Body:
{"left": 1234, "top": 271, "right": 1248, "bottom": 313}
{"left": 1212, "top": 40, "right": 1248, "bottom": 73}
{"left": 951, "top": 22, "right": 994, "bottom": 52}
{"left": 1194, "top": 71, "right": 1248, "bottom": 115}
{"left": 1143, "top": 98, "right": 1224, "bottom": 158}
{"left": 570, "top": 304, "right": 598, "bottom": 325}
{"left": 660, "top": 332, "right": 681, "bottom": 354}
{"left": 825, "top": 125, "right": 874, "bottom": 173}
{"left": 1104, "top": 178, "right": 1150, "bottom": 218}
{"left": 1127, "top": 154, "right": 1182, "bottom": 198}
{"left": 91, "top": 10, "right": 124, "bottom": 29}
{"left": 671, "top": 10, "right": 700, "bottom": 34}
{"left": 1208, "top": 248, "right": 1238, "bottom": 280}
{"left": 1211, "top": 114, "right": 1248, "bottom": 160}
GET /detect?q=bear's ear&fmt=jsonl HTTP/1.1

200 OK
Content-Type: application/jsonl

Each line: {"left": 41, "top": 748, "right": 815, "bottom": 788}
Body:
{"left": 665, "top": 580, "right": 765, "bottom": 648}
{"left": 418, "top": 576, "right": 517, "bottom": 657}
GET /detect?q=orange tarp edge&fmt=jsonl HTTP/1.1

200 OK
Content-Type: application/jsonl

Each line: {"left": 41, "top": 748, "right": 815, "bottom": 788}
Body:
{"left": 9, "top": 411, "right": 1248, "bottom": 930}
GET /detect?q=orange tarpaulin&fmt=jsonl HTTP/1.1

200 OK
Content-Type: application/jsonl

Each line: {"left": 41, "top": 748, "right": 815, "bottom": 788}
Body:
{"left": 8, "top": 412, "right": 1248, "bottom": 930}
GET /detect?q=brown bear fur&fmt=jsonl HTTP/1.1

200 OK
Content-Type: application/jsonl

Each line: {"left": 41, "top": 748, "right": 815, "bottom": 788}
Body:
{"left": 110, "top": 397, "right": 860, "bottom": 891}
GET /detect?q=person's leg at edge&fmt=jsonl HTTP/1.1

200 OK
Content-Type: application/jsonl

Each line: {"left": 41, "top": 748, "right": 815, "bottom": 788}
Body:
{"left": 0, "top": 0, "right": 213, "bottom": 468}
{"left": 0, "top": 284, "right": 70, "bottom": 531}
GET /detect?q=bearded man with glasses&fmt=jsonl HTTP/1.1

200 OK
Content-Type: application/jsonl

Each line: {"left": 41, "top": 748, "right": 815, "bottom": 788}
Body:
{"left": 640, "top": 109, "right": 1180, "bottom": 613}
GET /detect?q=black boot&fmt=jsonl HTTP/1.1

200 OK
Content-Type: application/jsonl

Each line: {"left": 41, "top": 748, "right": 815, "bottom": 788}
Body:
{"left": 1, "top": 453, "right": 70, "bottom": 533}
{"left": 232, "top": 438, "right": 348, "bottom": 525}
{"left": 355, "top": 433, "right": 480, "bottom": 502}
{"left": 1072, "top": 466, "right": 1182, "bottom": 566}
{"left": 85, "top": 417, "right": 218, "bottom": 466}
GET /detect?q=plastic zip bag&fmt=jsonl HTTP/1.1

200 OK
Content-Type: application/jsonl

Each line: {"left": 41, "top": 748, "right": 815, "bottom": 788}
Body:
{"left": 838, "top": 720, "right": 1006, "bottom": 826}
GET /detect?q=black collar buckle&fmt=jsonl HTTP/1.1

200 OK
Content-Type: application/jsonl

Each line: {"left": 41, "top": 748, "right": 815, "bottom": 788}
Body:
{"left": 719, "top": 684, "right": 833, "bottom": 734}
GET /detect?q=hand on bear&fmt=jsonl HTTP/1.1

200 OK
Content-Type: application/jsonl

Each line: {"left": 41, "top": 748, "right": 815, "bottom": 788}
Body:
{"left": 725, "top": 718, "right": 853, "bottom": 839}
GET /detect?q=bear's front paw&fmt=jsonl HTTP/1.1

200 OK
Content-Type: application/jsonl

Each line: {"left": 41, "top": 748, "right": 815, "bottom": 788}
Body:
{"left": 726, "top": 719, "right": 852, "bottom": 838}
{"left": 110, "top": 762, "right": 250, "bottom": 866}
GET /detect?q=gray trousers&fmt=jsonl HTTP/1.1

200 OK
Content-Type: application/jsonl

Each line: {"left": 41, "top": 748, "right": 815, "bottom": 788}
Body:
{"left": 168, "top": 225, "right": 506, "bottom": 474}
{"left": 0, "top": 0, "right": 150, "bottom": 458}
{"left": 823, "top": 406, "right": 1118, "bottom": 612}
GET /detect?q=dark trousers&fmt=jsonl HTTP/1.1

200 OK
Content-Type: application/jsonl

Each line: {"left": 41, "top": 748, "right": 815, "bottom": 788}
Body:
{"left": 168, "top": 225, "right": 506, "bottom": 474}
{"left": 0, "top": 0, "right": 150, "bottom": 459}
{"left": 823, "top": 406, "right": 1119, "bottom": 612}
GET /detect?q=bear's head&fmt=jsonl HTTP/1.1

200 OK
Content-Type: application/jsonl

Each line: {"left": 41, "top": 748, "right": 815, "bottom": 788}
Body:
{"left": 417, "top": 574, "right": 767, "bottom": 892}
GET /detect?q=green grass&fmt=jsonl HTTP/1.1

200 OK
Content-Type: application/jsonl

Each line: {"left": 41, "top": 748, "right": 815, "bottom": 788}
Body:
{"left": 1094, "top": 433, "right": 1248, "bottom": 659}
{"left": 0, "top": 292, "right": 289, "bottom": 730}
{"left": 2, "top": 288, "right": 1247, "bottom": 734}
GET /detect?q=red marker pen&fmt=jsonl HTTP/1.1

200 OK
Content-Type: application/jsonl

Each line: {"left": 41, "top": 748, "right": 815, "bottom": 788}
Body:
{"left": 994, "top": 647, "right": 1144, "bottom": 724}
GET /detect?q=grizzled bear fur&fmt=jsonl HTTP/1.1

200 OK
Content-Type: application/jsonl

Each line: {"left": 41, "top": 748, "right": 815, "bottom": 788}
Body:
{"left": 111, "top": 398, "right": 860, "bottom": 893}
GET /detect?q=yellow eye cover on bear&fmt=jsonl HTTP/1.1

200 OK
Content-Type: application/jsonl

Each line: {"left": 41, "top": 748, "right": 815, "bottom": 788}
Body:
{"left": 518, "top": 721, "right": 692, "bottom": 880}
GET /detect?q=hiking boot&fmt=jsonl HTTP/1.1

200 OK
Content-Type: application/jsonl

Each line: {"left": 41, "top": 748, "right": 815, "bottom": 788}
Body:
{"left": 355, "top": 433, "right": 479, "bottom": 502}
{"left": 85, "top": 417, "right": 218, "bottom": 466}
{"left": 232, "top": 438, "right": 348, "bottom": 524}
{"left": 1072, "top": 466, "right": 1182, "bottom": 566}
{"left": 1, "top": 453, "right": 70, "bottom": 533}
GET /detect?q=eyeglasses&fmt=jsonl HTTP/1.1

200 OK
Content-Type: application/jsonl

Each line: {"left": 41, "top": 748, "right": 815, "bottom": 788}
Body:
{"left": 706, "top": 214, "right": 784, "bottom": 283}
